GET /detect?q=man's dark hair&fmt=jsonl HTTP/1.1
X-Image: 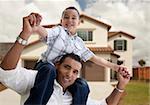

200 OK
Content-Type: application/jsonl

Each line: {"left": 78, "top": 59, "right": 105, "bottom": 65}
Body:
{"left": 61, "top": 6, "right": 80, "bottom": 18}
{"left": 59, "top": 53, "right": 82, "bottom": 65}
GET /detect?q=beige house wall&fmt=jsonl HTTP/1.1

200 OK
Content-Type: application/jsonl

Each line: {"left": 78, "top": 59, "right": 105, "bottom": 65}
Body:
{"left": 22, "top": 42, "right": 46, "bottom": 59}
{"left": 78, "top": 17, "right": 108, "bottom": 47}
{"left": 108, "top": 34, "right": 133, "bottom": 76}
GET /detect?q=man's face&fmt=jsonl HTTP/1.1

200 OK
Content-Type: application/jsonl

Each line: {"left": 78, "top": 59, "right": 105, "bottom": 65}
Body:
{"left": 61, "top": 9, "right": 80, "bottom": 35}
{"left": 56, "top": 57, "right": 82, "bottom": 90}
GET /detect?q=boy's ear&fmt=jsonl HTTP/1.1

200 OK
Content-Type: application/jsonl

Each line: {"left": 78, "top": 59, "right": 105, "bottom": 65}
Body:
{"left": 60, "top": 19, "right": 62, "bottom": 24}
{"left": 78, "top": 19, "right": 81, "bottom": 25}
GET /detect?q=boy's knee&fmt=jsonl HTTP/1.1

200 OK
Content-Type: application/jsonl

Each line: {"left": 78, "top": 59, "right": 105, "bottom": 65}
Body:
{"left": 75, "top": 78, "right": 88, "bottom": 87}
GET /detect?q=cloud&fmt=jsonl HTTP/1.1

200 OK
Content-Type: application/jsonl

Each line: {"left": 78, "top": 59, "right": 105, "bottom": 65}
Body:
{"left": 84, "top": 0, "right": 150, "bottom": 66}
{"left": 0, "top": 0, "right": 81, "bottom": 42}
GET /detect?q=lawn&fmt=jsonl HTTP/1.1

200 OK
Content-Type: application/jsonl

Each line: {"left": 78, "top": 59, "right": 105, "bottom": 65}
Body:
{"left": 120, "top": 80, "right": 150, "bottom": 105}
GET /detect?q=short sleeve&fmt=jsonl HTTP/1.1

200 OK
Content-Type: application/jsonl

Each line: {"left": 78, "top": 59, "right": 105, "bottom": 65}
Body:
{"left": 41, "top": 26, "right": 61, "bottom": 44}
{"left": 75, "top": 37, "right": 94, "bottom": 62}
{"left": 0, "top": 67, "right": 37, "bottom": 95}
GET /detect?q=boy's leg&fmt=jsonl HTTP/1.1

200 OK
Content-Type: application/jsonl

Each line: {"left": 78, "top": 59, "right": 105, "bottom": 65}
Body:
{"left": 25, "top": 61, "right": 56, "bottom": 105}
{"left": 68, "top": 78, "right": 90, "bottom": 105}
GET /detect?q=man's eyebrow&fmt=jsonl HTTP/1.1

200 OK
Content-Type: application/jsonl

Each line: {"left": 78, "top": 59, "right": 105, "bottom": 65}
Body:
{"left": 64, "top": 64, "right": 80, "bottom": 71}
{"left": 64, "top": 64, "right": 71, "bottom": 68}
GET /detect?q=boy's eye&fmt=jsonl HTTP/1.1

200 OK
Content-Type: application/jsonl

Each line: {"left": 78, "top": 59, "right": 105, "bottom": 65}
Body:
{"left": 64, "top": 16, "right": 69, "bottom": 19}
{"left": 72, "top": 17, "right": 76, "bottom": 19}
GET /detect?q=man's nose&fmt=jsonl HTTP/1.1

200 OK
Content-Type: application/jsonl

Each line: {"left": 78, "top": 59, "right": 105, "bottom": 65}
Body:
{"left": 67, "top": 71, "right": 73, "bottom": 77}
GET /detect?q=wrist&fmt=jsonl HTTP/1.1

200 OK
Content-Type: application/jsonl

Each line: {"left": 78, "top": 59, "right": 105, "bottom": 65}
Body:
{"left": 16, "top": 36, "right": 28, "bottom": 46}
{"left": 19, "top": 31, "right": 31, "bottom": 40}
{"left": 115, "top": 86, "right": 124, "bottom": 93}
{"left": 113, "top": 64, "right": 119, "bottom": 72}
{"left": 116, "top": 83, "right": 125, "bottom": 90}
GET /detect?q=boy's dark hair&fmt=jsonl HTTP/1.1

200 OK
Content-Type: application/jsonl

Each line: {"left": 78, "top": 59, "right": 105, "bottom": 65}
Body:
{"left": 59, "top": 53, "right": 82, "bottom": 65}
{"left": 62, "top": 6, "right": 80, "bottom": 18}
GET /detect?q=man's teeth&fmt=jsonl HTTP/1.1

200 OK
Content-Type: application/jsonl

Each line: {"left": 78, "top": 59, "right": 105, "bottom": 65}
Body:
{"left": 64, "top": 78, "right": 70, "bottom": 82}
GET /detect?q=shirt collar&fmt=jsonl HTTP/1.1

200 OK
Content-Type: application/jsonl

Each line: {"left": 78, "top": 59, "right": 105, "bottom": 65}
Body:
{"left": 62, "top": 26, "right": 78, "bottom": 39}
{"left": 54, "top": 79, "right": 68, "bottom": 94}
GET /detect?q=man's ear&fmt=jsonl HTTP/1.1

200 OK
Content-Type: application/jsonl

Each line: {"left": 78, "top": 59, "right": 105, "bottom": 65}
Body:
{"left": 55, "top": 62, "right": 60, "bottom": 69}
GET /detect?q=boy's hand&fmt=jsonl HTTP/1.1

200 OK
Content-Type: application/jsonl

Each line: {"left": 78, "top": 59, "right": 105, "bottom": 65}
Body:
{"left": 117, "top": 66, "right": 130, "bottom": 79}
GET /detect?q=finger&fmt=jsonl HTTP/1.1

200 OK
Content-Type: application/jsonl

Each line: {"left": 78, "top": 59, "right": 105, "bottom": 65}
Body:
{"left": 29, "top": 13, "right": 38, "bottom": 26}
{"left": 23, "top": 16, "right": 31, "bottom": 28}
{"left": 36, "top": 14, "right": 42, "bottom": 26}
{"left": 28, "top": 15, "right": 34, "bottom": 26}
{"left": 32, "top": 14, "right": 37, "bottom": 26}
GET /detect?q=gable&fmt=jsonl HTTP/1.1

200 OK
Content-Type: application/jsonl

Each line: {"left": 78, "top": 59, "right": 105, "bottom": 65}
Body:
{"left": 108, "top": 31, "right": 135, "bottom": 40}
{"left": 80, "top": 14, "right": 111, "bottom": 31}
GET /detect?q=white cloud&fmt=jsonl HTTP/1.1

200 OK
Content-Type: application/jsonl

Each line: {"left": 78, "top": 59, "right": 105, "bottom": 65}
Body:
{"left": 0, "top": 0, "right": 81, "bottom": 42}
{"left": 84, "top": 0, "right": 150, "bottom": 66}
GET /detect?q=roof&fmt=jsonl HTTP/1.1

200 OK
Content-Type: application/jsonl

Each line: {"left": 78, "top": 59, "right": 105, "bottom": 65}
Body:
{"left": 25, "top": 40, "right": 41, "bottom": 49}
{"left": 42, "top": 24, "right": 59, "bottom": 28}
{"left": 88, "top": 46, "right": 113, "bottom": 53}
{"left": 26, "top": 40, "right": 113, "bottom": 53}
{"left": 41, "top": 14, "right": 111, "bottom": 30}
{"left": 0, "top": 83, "right": 6, "bottom": 92}
{"left": 80, "top": 13, "right": 111, "bottom": 31}
{"left": 108, "top": 31, "right": 135, "bottom": 39}
{"left": 0, "top": 55, "right": 3, "bottom": 61}
{"left": 26, "top": 41, "right": 119, "bottom": 57}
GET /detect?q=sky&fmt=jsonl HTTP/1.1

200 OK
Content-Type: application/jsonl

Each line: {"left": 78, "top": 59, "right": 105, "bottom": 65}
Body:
{"left": 77, "top": 0, "right": 150, "bottom": 66}
{"left": 0, "top": 0, "right": 149, "bottom": 66}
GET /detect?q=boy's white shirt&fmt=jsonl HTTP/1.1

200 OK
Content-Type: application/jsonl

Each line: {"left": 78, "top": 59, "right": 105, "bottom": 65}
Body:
{"left": 40, "top": 25, "right": 94, "bottom": 64}
{"left": 0, "top": 67, "right": 107, "bottom": 105}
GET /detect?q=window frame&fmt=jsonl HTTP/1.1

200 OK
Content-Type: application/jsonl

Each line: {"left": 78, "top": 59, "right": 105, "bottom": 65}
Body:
{"left": 77, "top": 29, "right": 94, "bottom": 41}
{"left": 114, "top": 39, "right": 127, "bottom": 51}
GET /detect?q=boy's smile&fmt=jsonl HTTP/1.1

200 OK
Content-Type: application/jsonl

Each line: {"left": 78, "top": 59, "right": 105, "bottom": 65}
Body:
{"left": 61, "top": 9, "right": 80, "bottom": 35}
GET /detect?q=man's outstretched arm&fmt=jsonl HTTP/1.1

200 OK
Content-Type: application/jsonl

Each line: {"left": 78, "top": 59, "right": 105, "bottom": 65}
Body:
{"left": 0, "top": 13, "right": 42, "bottom": 70}
{"left": 106, "top": 73, "right": 130, "bottom": 105}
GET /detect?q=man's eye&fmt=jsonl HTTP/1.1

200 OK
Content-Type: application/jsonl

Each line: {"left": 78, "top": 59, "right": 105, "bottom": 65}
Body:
{"left": 73, "top": 70, "right": 79, "bottom": 75}
{"left": 64, "top": 65, "right": 71, "bottom": 70}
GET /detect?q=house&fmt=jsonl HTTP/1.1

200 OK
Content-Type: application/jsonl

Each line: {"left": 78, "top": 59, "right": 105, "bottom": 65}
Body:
{"left": 0, "top": 13, "right": 135, "bottom": 105}
{"left": 108, "top": 31, "right": 135, "bottom": 76}
{"left": 21, "top": 14, "right": 135, "bottom": 82}
{"left": 0, "top": 43, "right": 14, "bottom": 63}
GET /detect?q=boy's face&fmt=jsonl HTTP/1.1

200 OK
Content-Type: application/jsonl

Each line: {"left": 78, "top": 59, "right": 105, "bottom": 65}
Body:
{"left": 56, "top": 57, "right": 81, "bottom": 91}
{"left": 61, "top": 9, "right": 80, "bottom": 35}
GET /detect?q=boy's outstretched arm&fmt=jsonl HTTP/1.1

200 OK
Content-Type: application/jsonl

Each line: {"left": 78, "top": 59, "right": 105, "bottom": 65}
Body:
{"left": 89, "top": 55, "right": 130, "bottom": 78}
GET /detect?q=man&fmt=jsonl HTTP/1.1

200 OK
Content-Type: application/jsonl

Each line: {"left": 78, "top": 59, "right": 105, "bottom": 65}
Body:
{"left": 0, "top": 13, "right": 130, "bottom": 105}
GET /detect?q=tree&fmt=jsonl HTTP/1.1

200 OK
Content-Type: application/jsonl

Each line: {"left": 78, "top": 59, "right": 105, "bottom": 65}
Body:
{"left": 138, "top": 59, "right": 146, "bottom": 67}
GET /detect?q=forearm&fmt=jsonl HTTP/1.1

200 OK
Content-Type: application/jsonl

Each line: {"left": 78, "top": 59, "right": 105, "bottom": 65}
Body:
{"left": 0, "top": 32, "right": 29, "bottom": 70}
{"left": 90, "top": 55, "right": 118, "bottom": 71}
{"left": 106, "top": 88, "right": 123, "bottom": 105}
{"left": 37, "top": 26, "right": 47, "bottom": 38}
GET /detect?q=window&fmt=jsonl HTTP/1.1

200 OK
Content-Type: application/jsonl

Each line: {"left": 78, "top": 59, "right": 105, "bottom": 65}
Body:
{"left": 77, "top": 30, "right": 93, "bottom": 41}
{"left": 114, "top": 40, "right": 127, "bottom": 51}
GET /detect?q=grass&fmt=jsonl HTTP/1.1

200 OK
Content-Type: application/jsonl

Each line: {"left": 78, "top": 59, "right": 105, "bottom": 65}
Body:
{"left": 120, "top": 80, "right": 150, "bottom": 105}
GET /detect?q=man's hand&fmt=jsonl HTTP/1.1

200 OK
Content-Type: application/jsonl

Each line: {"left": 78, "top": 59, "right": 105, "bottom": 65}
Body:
{"left": 21, "top": 13, "right": 42, "bottom": 40}
{"left": 116, "top": 65, "right": 130, "bottom": 79}
{"left": 117, "top": 73, "right": 130, "bottom": 90}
